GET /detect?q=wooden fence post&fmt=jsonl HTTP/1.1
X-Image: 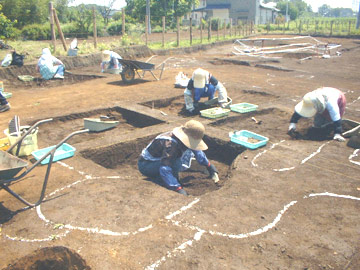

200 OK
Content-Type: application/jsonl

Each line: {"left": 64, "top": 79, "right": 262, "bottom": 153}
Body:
{"left": 348, "top": 20, "right": 352, "bottom": 35}
{"left": 49, "top": 2, "right": 56, "bottom": 51}
{"left": 122, "top": 8, "right": 125, "bottom": 36}
{"left": 208, "top": 19, "right": 211, "bottom": 41}
{"left": 176, "top": 17, "right": 180, "bottom": 47}
{"left": 230, "top": 18, "right": 232, "bottom": 37}
{"left": 223, "top": 19, "right": 226, "bottom": 39}
{"left": 330, "top": 20, "right": 334, "bottom": 36}
{"left": 53, "top": 9, "right": 67, "bottom": 51}
{"left": 145, "top": 15, "right": 148, "bottom": 46}
{"left": 93, "top": 7, "right": 97, "bottom": 48}
{"left": 190, "top": 17, "right": 192, "bottom": 45}
{"left": 200, "top": 20, "right": 203, "bottom": 44}
{"left": 162, "top": 16, "right": 165, "bottom": 48}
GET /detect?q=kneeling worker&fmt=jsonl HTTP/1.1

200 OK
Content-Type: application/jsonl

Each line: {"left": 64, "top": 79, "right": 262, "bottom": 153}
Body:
{"left": 288, "top": 87, "right": 346, "bottom": 141}
{"left": 101, "top": 50, "right": 122, "bottom": 73}
{"left": 138, "top": 120, "right": 219, "bottom": 196}
{"left": 184, "top": 68, "right": 228, "bottom": 114}
{"left": 37, "top": 48, "right": 65, "bottom": 80}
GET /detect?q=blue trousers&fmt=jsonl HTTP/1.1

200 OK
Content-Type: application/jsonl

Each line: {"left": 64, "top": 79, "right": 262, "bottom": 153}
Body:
{"left": 194, "top": 84, "right": 216, "bottom": 102}
{"left": 138, "top": 150, "right": 209, "bottom": 190}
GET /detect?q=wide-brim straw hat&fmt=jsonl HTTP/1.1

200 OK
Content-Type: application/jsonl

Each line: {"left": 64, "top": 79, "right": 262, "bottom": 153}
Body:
{"left": 173, "top": 120, "right": 208, "bottom": 151}
{"left": 295, "top": 92, "right": 317, "bottom": 118}
{"left": 193, "top": 68, "right": 207, "bottom": 88}
{"left": 101, "top": 50, "right": 111, "bottom": 62}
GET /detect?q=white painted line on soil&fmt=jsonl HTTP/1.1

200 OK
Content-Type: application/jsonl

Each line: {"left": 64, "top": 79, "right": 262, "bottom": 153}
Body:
{"left": 165, "top": 198, "right": 200, "bottom": 220}
{"left": 349, "top": 149, "right": 360, "bottom": 166}
{"left": 145, "top": 230, "right": 205, "bottom": 270}
{"left": 251, "top": 140, "right": 331, "bottom": 171}
{"left": 251, "top": 140, "right": 285, "bottom": 167}
{"left": 306, "top": 192, "right": 360, "bottom": 201}
{"left": 4, "top": 230, "right": 71, "bottom": 242}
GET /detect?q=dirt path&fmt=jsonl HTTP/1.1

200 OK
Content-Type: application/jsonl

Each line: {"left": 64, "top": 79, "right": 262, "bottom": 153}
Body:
{"left": 0, "top": 36, "right": 360, "bottom": 270}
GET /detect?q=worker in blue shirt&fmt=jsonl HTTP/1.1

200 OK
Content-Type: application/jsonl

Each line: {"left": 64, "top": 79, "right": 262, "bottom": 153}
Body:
{"left": 138, "top": 120, "right": 219, "bottom": 195}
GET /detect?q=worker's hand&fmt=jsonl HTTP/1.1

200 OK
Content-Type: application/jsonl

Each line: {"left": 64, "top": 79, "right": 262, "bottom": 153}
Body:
{"left": 288, "top": 123, "right": 296, "bottom": 131}
{"left": 207, "top": 164, "right": 219, "bottom": 183}
{"left": 333, "top": 133, "right": 346, "bottom": 142}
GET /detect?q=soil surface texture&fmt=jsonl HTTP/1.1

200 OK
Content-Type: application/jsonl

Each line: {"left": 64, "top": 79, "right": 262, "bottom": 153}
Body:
{"left": 0, "top": 35, "right": 360, "bottom": 270}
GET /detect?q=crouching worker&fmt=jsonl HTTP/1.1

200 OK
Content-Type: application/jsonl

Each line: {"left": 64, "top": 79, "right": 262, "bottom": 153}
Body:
{"left": 288, "top": 87, "right": 346, "bottom": 142}
{"left": 100, "top": 50, "right": 122, "bottom": 74}
{"left": 184, "top": 68, "right": 228, "bottom": 114}
{"left": 138, "top": 120, "right": 219, "bottom": 196}
{"left": 37, "top": 48, "right": 65, "bottom": 80}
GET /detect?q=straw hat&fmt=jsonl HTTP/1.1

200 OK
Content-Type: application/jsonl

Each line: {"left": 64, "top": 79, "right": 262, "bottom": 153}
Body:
{"left": 295, "top": 91, "right": 325, "bottom": 118}
{"left": 101, "top": 50, "right": 111, "bottom": 62}
{"left": 173, "top": 120, "right": 208, "bottom": 151}
{"left": 193, "top": 68, "right": 207, "bottom": 88}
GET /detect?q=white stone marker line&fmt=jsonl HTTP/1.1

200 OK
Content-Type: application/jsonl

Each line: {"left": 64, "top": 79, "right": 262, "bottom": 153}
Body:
{"left": 349, "top": 149, "right": 360, "bottom": 166}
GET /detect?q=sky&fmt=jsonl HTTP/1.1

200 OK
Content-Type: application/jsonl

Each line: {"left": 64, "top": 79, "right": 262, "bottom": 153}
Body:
{"left": 69, "top": 0, "right": 358, "bottom": 12}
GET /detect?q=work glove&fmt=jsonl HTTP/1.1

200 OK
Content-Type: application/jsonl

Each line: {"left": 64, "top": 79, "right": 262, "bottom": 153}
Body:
{"left": 333, "top": 133, "right": 346, "bottom": 142}
{"left": 207, "top": 163, "right": 219, "bottom": 183}
{"left": 288, "top": 123, "right": 296, "bottom": 131}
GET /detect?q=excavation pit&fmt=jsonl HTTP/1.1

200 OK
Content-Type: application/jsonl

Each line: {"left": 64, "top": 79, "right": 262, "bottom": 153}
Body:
{"left": 140, "top": 95, "right": 224, "bottom": 117}
{"left": 81, "top": 135, "right": 245, "bottom": 196}
{"left": 5, "top": 73, "right": 104, "bottom": 89}
{"left": 34, "top": 107, "right": 164, "bottom": 146}
{"left": 2, "top": 246, "right": 91, "bottom": 270}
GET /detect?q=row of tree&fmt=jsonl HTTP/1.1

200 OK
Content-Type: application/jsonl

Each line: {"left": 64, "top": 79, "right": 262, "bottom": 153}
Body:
{"left": 0, "top": 0, "right": 358, "bottom": 40}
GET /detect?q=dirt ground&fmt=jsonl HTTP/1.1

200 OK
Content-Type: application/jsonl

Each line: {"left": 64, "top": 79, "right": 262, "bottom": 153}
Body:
{"left": 0, "top": 35, "right": 360, "bottom": 270}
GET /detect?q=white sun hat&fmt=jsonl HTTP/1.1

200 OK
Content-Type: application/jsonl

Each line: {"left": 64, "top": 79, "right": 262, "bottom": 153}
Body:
{"left": 295, "top": 91, "right": 325, "bottom": 118}
{"left": 101, "top": 50, "right": 111, "bottom": 62}
{"left": 192, "top": 68, "right": 207, "bottom": 89}
{"left": 173, "top": 120, "right": 208, "bottom": 151}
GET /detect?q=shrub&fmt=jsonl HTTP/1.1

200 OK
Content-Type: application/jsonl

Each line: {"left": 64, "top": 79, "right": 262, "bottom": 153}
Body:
{"left": 21, "top": 24, "right": 50, "bottom": 40}
{"left": 107, "top": 21, "right": 128, "bottom": 35}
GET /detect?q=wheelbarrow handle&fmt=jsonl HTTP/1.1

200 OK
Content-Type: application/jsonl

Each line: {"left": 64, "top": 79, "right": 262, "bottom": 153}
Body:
{"left": 27, "top": 129, "right": 90, "bottom": 172}
{"left": 7, "top": 118, "right": 54, "bottom": 155}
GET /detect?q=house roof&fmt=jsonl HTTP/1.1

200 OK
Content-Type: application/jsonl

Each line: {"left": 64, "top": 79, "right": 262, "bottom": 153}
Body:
{"left": 260, "top": 2, "right": 279, "bottom": 11}
{"left": 193, "top": 4, "right": 231, "bottom": 12}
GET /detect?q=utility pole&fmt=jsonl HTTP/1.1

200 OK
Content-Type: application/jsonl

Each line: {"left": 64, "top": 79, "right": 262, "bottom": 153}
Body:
{"left": 285, "top": 0, "right": 289, "bottom": 22}
{"left": 146, "top": 0, "right": 151, "bottom": 34}
{"left": 357, "top": 0, "right": 360, "bottom": 29}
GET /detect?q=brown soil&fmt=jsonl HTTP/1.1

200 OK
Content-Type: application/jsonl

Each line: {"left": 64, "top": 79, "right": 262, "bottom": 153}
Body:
{"left": 0, "top": 35, "right": 360, "bottom": 270}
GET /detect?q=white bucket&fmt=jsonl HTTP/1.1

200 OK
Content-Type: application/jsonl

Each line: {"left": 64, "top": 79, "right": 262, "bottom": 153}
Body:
{"left": 4, "top": 126, "right": 39, "bottom": 156}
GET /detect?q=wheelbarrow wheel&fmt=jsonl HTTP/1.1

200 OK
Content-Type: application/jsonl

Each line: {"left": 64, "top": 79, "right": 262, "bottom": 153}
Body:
{"left": 121, "top": 66, "right": 135, "bottom": 83}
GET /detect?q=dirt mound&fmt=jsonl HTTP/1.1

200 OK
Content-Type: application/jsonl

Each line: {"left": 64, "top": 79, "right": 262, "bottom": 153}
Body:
{"left": 2, "top": 246, "right": 91, "bottom": 270}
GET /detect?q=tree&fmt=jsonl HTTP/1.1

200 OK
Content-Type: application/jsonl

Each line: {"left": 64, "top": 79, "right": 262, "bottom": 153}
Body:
{"left": 318, "top": 4, "right": 331, "bottom": 17}
{"left": 97, "top": 0, "right": 117, "bottom": 25}
{"left": 0, "top": 4, "right": 16, "bottom": 39}
{"left": 125, "top": 0, "right": 197, "bottom": 27}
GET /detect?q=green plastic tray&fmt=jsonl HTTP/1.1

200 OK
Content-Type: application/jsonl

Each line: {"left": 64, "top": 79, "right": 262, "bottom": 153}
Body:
{"left": 230, "top": 103, "right": 258, "bottom": 113}
{"left": 200, "top": 107, "right": 230, "bottom": 119}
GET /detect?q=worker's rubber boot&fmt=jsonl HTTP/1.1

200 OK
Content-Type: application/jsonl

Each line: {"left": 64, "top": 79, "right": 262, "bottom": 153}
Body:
{"left": 176, "top": 187, "right": 188, "bottom": 196}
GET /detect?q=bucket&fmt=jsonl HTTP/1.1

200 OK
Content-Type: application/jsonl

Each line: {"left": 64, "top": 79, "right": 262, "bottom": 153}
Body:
{"left": 4, "top": 126, "right": 39, "bottom": 156}
{"left": 0, "top": 137, "right": 10, "bottom": 151}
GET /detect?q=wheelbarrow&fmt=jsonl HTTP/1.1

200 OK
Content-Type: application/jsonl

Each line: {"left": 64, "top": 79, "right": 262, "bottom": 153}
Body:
{"left": 118, "top": 58, "right": 165, "bottom": 83}
{"left": 0, "top": 118, "right": 88, "bottom": 208}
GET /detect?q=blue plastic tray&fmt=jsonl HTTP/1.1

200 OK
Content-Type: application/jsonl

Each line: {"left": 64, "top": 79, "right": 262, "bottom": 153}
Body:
{"left": 230, "top": 130, "right": 268, "bottom": 149}
{"left": 230, "top": 103, "right": 258, "bottom": 113}
{"left": 31, "top": 143, "right": 76, "bottom": 165}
